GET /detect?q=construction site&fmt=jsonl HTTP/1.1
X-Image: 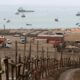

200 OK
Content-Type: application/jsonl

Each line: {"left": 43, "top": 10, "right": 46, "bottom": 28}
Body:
{"left": 0, "top": 28, "right": 80, "bottom": 80}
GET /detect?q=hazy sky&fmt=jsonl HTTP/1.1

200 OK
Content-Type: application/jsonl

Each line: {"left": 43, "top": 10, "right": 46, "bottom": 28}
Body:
{"left": 0, "top": 0, "right": 80, "bottom": 6}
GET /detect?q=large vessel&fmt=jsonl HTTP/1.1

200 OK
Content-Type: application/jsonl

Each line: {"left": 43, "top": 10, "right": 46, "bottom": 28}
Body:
{"left": 18, "top": 7, "right": 35, "bottom": 13}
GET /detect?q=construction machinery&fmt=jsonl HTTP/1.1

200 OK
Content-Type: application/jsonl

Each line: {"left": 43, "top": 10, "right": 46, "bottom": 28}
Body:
{"left": 0, "top": 36, "right": 12, "bottom": 48}
{"left": 0, "top": 36, "right": 6, "bottom": 47}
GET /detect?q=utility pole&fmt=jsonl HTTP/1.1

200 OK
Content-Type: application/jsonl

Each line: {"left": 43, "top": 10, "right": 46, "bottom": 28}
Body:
{"left": 3, "top": 24, "right": 5, "bottom": 34}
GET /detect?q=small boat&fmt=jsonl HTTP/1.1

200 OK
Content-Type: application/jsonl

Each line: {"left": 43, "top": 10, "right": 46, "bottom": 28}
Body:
{"left": 26, "top": 24, "right": 32, "bottom": 26}
{"left": 76, "top": 12, "right": 80, "bottom": 16}
{"left": 15, "top": 12, "right": 19, "bottom": 15}
{"left": 54, "top": 18, "right": 58, "bottom": 22}
{"left": 76, "top": 23, "right": 79, "bottom": 25}
{"left": 6, "top": 20, "right": 10, "bottom": 23}
{"left": 3, "top": 18, "right": 6, "bottom": 20}
{"left": 21, "top": 14, "right": 26, "bottom": 18}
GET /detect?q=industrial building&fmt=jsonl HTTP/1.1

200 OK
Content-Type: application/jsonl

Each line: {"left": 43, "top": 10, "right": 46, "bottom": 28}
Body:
{"left": 37, "top": 34, "right": 64, "bottom": 47}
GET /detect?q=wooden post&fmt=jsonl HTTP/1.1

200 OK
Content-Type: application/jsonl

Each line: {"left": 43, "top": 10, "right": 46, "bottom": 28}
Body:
{"left": 23, "top": 56, "right": 26, "bottom": 80}
{"left": 22, "top": 39, "right": 26, "bottom": 78}
{"left": 4, "top": 57, "right": 9, "bottom": 80}
{"left": 28, "top": 41, "right": 32, "bottom": 70}
{"left": 79, "top": 57, "right": 80, "bottom": 67}
{"left": 15, "top": 41, "right": 18, "bottom": 63}
{"left": 60, "top": 44, "right": 63, "bottom": 68}
{"left": 37, "top": 41, "right": 39, "bottom": 58}
{"left": 42, "top": 47, "right": 44, "bottom": 59}
{"left": 23, "top": 39, "right": 26, "bottom": 59}
{"left": 60, "top": 50, "right": 63, "bottom": 68}
{"left": 10, "top": 60, "right": 15, "bottom": 80}
{"left": 41, "top": 46, "right": 45, "bottom": 78}
{"left": 17, "top": 54, "right": 22, "bottom": 79}
{"left": 36, "top": 41, "right": 39, "bottom": 67}
{"left": 0, "top": 58, "right": 4, "bottom": 80}
{"left": 0, "top": 58, "right": 2, "bottom": 80}
{"left": 24, "top": 69, "right": 29, "bottom": 80}
{"left": 46, "top": 47, "right": 49, "bottom": 76}
{"left": 15, "top": 41, "right": 18, "bottom": 80}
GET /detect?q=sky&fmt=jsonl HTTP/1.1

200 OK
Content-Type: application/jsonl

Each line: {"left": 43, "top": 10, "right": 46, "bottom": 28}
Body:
{"left": 0, "top": 0, "right": 80, "bottom": 6}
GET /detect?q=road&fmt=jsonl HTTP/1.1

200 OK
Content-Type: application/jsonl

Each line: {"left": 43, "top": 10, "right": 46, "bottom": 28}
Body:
{"left": 59, "top": 68, "right": 80, "bottom": 80}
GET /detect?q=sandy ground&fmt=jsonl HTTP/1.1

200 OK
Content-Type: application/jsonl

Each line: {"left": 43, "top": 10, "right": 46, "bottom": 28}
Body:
{"left": 0, "top": 35, "right": 80, "bottom": 60}
{"left": 59, "top": 68, "right": 80, "bottom": 80}
{"left": 0, "top": 35, "right": 56, "bottom": 59}
{"left": 0, "top": 35, "right": 80, "bottom": 80}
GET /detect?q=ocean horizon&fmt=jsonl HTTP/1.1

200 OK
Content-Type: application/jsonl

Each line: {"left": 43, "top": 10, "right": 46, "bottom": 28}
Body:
{"left": 0, "top": 5, "right": 80, "bottom": 29}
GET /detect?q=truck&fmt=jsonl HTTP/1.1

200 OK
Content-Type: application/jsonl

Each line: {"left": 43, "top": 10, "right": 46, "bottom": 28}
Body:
{"left": 0, "top": 36, "right": 6, "bottom": 47}
{"left": 5, "top": 39, "right": 12, "bottom": 48}
{"left": 20, "top": 35, "right": 27, "bottom": 44}
{"left": 0, "top": 36, "right": 12, "bottom": 48}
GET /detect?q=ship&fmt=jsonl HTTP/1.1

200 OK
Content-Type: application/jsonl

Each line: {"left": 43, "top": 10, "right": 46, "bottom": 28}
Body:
{"left": 21, "top": 14, "right": 26, "bottom": 18}
{"left": 18, "top": 7, "right": 35, "bottom": 13}
{"left": 76, "top": 12, "right": 80, "bottom": 16}
{"left": 6, "top": 20, "right": 10, "bottom": 23}
{"left": 54, "top": 18, "right": 59, "bottom": 22}
{"left": 26, "top": 24, "right": 32, "bottom": 26}
{"left": 76, "top": 23, "right": 79, "bottom": 25}
{"left": 15, "top": 12, "right": 19, "bottom": 15}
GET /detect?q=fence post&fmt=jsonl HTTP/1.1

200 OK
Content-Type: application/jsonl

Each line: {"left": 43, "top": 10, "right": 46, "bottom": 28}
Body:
{"left": 0, "top": 58, "right": 4, "bottom": 80}
{"left": 10, "top": 60, "right": 15, "bottom": 80}
{"left": 4, "top": 57, "right": 10, "bottom": 80}
{"left": 60, "top": 50, "right": 63, "bottom": 68}
{"left": 15, "top": 41, "right": 18, "bottom": 80}
{"left": 17, "top": 54, "right": 22, "bottom": 80}
{"left": 46, "top": 47, "right": 49, "bottom": 76}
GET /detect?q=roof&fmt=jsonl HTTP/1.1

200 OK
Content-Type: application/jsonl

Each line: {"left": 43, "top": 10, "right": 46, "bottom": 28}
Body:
{"left": 38, "top": 34, "right": 64, "bottom": 37}
{"left": 65, "top": 45, "right": 79, "bottom": 48}
{"left": 71, "top": 28, "right": 80, "bottom": 32}
{"left": 65, "top": 28, "right": 80, "bottom": 33}
{"left": 64, "top": 33, "right": 80, "bottom": 41}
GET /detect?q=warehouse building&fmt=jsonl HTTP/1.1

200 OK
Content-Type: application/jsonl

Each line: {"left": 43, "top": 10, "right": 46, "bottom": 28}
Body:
{"left": 37, "top": 34, "right": 64, "bottom": 47}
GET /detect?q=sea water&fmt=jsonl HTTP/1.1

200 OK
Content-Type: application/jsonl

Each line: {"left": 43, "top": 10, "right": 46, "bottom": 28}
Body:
{"left": 0, "top": 5, "right": 80, "bottom": 29}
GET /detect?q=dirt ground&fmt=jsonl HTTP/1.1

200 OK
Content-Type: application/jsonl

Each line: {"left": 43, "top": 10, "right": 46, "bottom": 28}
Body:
{"left": 0, "top": 35, "right": 80, "bottom": 61}
{"left": 0, "top": 35, "right": 55, "bottom": 59}
{"left": 0, "top": 35, "right": 80, "bottom": 80}
{"left": 59, "top": 68, "right": 80, "bottom": 80}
